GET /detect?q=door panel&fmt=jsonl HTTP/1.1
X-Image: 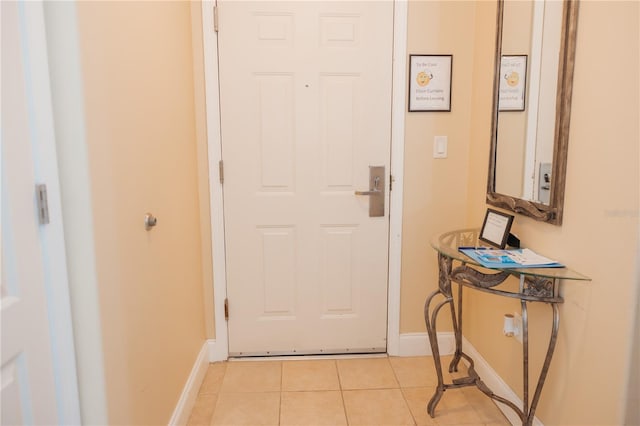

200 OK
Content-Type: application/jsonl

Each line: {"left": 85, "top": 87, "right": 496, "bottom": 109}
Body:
{"left": 218, "top": 0, "right": 393, "bottom": 355}
{"left": 1, "top": 2, "right": 58, "bottom": 422}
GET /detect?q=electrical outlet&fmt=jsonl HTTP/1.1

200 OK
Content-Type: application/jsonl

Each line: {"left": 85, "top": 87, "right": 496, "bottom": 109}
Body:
{"left": 513, "top": 312, "right": 523, "bottom": 344}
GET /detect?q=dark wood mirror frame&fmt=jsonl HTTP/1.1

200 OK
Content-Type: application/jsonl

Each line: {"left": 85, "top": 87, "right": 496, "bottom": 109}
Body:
{"left": 487, "top": 0, "right": 579, "bottom": 225}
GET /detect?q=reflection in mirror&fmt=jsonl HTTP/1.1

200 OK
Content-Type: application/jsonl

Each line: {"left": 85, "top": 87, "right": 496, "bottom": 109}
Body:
{"left": 496, "top": 0, "right": 562, "bottom": 203}
{"left": 487, "top": 0, "right": 579, "bottom": 225}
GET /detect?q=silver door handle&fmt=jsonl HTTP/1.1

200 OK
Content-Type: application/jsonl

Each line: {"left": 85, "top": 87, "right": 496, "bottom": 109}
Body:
{"left": 354, "top": 189, "right": 380, "bottom": 196}
{"left": 354, "top": 167, "right": 385, "bottom": 217}
{"left": 355, "top": 176, "right": 381, "bottom": 196}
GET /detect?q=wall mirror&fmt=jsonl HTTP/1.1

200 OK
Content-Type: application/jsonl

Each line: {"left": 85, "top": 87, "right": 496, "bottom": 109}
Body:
{"left": 487, "top": 0, "right": 579, "bottom": 225}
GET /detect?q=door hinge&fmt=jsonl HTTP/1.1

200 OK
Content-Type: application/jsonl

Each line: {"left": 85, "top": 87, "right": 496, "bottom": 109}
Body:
{"left": 389, "top": 174, "right": 394, "bottom": 191}
{"left": 213, "top": 4, "right": 219, "bottom": 32}
{"left": 224, "top": 298, "right": 229, "bottom": 321}
{"left": 219, "top": 160, "right": 224, "bottom": 184}
{"left": 35, "top": 184, "right": 50, "bottom": 225}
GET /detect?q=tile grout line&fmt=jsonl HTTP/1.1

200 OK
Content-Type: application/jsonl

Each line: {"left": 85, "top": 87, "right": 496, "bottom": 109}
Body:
{"left": 212, "top": 363, "right": 225, "bottom": 425}
{"left": 278, "top": 361, "right": 283, "bottom": 425}
{"left": 387, "top": 357, "right": 418, "bottom": 426}
{"left": 335, "top": 359, "right": 350, "bottom": 425}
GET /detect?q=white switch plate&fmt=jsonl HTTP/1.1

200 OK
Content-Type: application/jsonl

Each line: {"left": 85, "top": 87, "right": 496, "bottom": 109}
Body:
{"left": 433, "top": 136, "right": 447, "bottom": 158}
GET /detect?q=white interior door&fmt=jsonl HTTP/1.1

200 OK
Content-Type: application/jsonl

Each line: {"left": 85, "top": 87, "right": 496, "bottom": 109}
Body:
{"left": 218, "top": 0, "right": 393, "bottom": 356}
{"left": 2, "top": 1, "right": 79, "bottom": 423}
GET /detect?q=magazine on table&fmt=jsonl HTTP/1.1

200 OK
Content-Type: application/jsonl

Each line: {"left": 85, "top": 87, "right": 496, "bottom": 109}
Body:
{"left": 458, "top": 247, "right": 564, "bottom": 269}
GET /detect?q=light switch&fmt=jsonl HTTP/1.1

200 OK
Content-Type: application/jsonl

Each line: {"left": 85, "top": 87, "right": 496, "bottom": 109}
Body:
{"left": 433, "top": 136, "right": 447, "bottom": 158}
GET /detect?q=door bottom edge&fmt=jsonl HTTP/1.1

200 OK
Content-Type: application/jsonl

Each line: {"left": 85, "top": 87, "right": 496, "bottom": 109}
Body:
{"left": 228, "top": 347, "right": 387, "bottom": 359}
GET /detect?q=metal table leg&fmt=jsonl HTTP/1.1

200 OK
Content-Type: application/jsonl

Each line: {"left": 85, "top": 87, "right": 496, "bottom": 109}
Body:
{"left": 425, "top": 259, "right": 563, "bottom": 425}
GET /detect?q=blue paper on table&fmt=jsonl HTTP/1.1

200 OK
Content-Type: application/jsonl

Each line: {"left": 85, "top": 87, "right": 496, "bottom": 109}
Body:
{"left": 458, "top": 248, "right": 564, "bottom": 269}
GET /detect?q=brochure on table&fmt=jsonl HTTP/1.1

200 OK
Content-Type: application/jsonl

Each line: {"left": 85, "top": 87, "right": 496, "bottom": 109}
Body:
{"left": 459, "top": 247, "right": 564, "bottom": 269}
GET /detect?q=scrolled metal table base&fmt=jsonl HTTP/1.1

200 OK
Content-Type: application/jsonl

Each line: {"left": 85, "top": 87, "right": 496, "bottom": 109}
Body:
{"left": 424, "top": 253, "right": 563, "bottom": 426}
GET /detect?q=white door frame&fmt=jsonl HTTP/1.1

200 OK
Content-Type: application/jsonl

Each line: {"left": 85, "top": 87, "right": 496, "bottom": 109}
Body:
{"left": 201, "top": 0, "right": 407, "bottom": 361}
{"left": 2, "top": 1, "right": 81, "bottom": 422}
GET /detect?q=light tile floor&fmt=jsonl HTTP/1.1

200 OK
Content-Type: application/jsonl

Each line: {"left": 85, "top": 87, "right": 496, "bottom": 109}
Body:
{"left": 187, "top": 355, "right": 511, "bottom": 426}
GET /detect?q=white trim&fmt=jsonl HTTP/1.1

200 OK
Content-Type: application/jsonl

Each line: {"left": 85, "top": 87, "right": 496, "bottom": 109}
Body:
{"left": 397, "top": 332, "right": 456, "bottom": 357}
{"left": 201, "top": 0, "right": 230, "bottom": 361}
{"left": 168, "top": 343, "right": 211, "bottom": 426}
{"left": 387, "top": 0, "right": 408, "bottom": 357}
{"left": 42, "top": 2, "right": 109, "bottom": 423}
{"left": 201, "top": 0, "right": 406, "bottom": 359}
{"left": 462, "top": 337, "right": 544, "bottom": 426}
{"left": 522, "top": 0, "right": 545, "bottom": 200}
{"left": 20, "top": 2, "right": 83, "bottom": 423}
{"left": 207, "top": 339, "right": 228, "bottom": 363}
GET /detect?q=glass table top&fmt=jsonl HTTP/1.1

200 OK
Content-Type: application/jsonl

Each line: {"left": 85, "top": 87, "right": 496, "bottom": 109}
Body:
{"left": 431, "top": 229, "right": 591, "bottom": 281}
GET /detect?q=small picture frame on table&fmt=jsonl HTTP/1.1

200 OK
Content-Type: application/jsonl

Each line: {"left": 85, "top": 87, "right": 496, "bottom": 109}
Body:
{"left": 408, "top": 54, "right": 452, "bottom": 112}
{"left": 479, "top": 208, "right": 515, "bottom": 248}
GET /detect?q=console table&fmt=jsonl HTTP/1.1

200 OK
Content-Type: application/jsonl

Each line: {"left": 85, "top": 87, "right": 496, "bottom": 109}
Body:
{"left": 426, "top": 229, "right": 590, "bottom": 426}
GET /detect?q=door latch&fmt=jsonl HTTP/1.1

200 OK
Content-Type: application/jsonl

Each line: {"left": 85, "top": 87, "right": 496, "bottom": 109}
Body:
{"left": 36, "top": 184, "right": 50, "bottom": 225}
{"left": 354, "top": 166, "right": 385, "bottom": 217}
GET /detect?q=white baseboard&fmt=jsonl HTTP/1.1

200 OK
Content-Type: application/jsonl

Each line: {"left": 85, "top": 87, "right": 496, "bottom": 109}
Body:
{"left": 168, "top": 342, "right": 210, "bottom": 426}
{"left": 207, "top": 338, "right": 228, "bottom": 362}
{"left": 462, "top": 337, "right": 543, "bottom": 426}
{"left": 397, "top": 332, "right": 455, "bottom": 357}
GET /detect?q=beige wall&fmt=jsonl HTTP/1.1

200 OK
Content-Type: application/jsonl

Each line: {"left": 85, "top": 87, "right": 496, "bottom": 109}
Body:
{"left": 400, "top": 0, "right": 478, "bottom": 333}
{"left": 75, "top": 1, "right": 206, "bottom": 424}
{"left": 465, "top": 1, "right": 639, "bottom": 424}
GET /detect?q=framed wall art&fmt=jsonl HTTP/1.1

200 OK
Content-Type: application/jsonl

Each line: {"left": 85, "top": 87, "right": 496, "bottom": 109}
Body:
{"left": 408, "top": 54, "right": 452, "bottom": 112}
